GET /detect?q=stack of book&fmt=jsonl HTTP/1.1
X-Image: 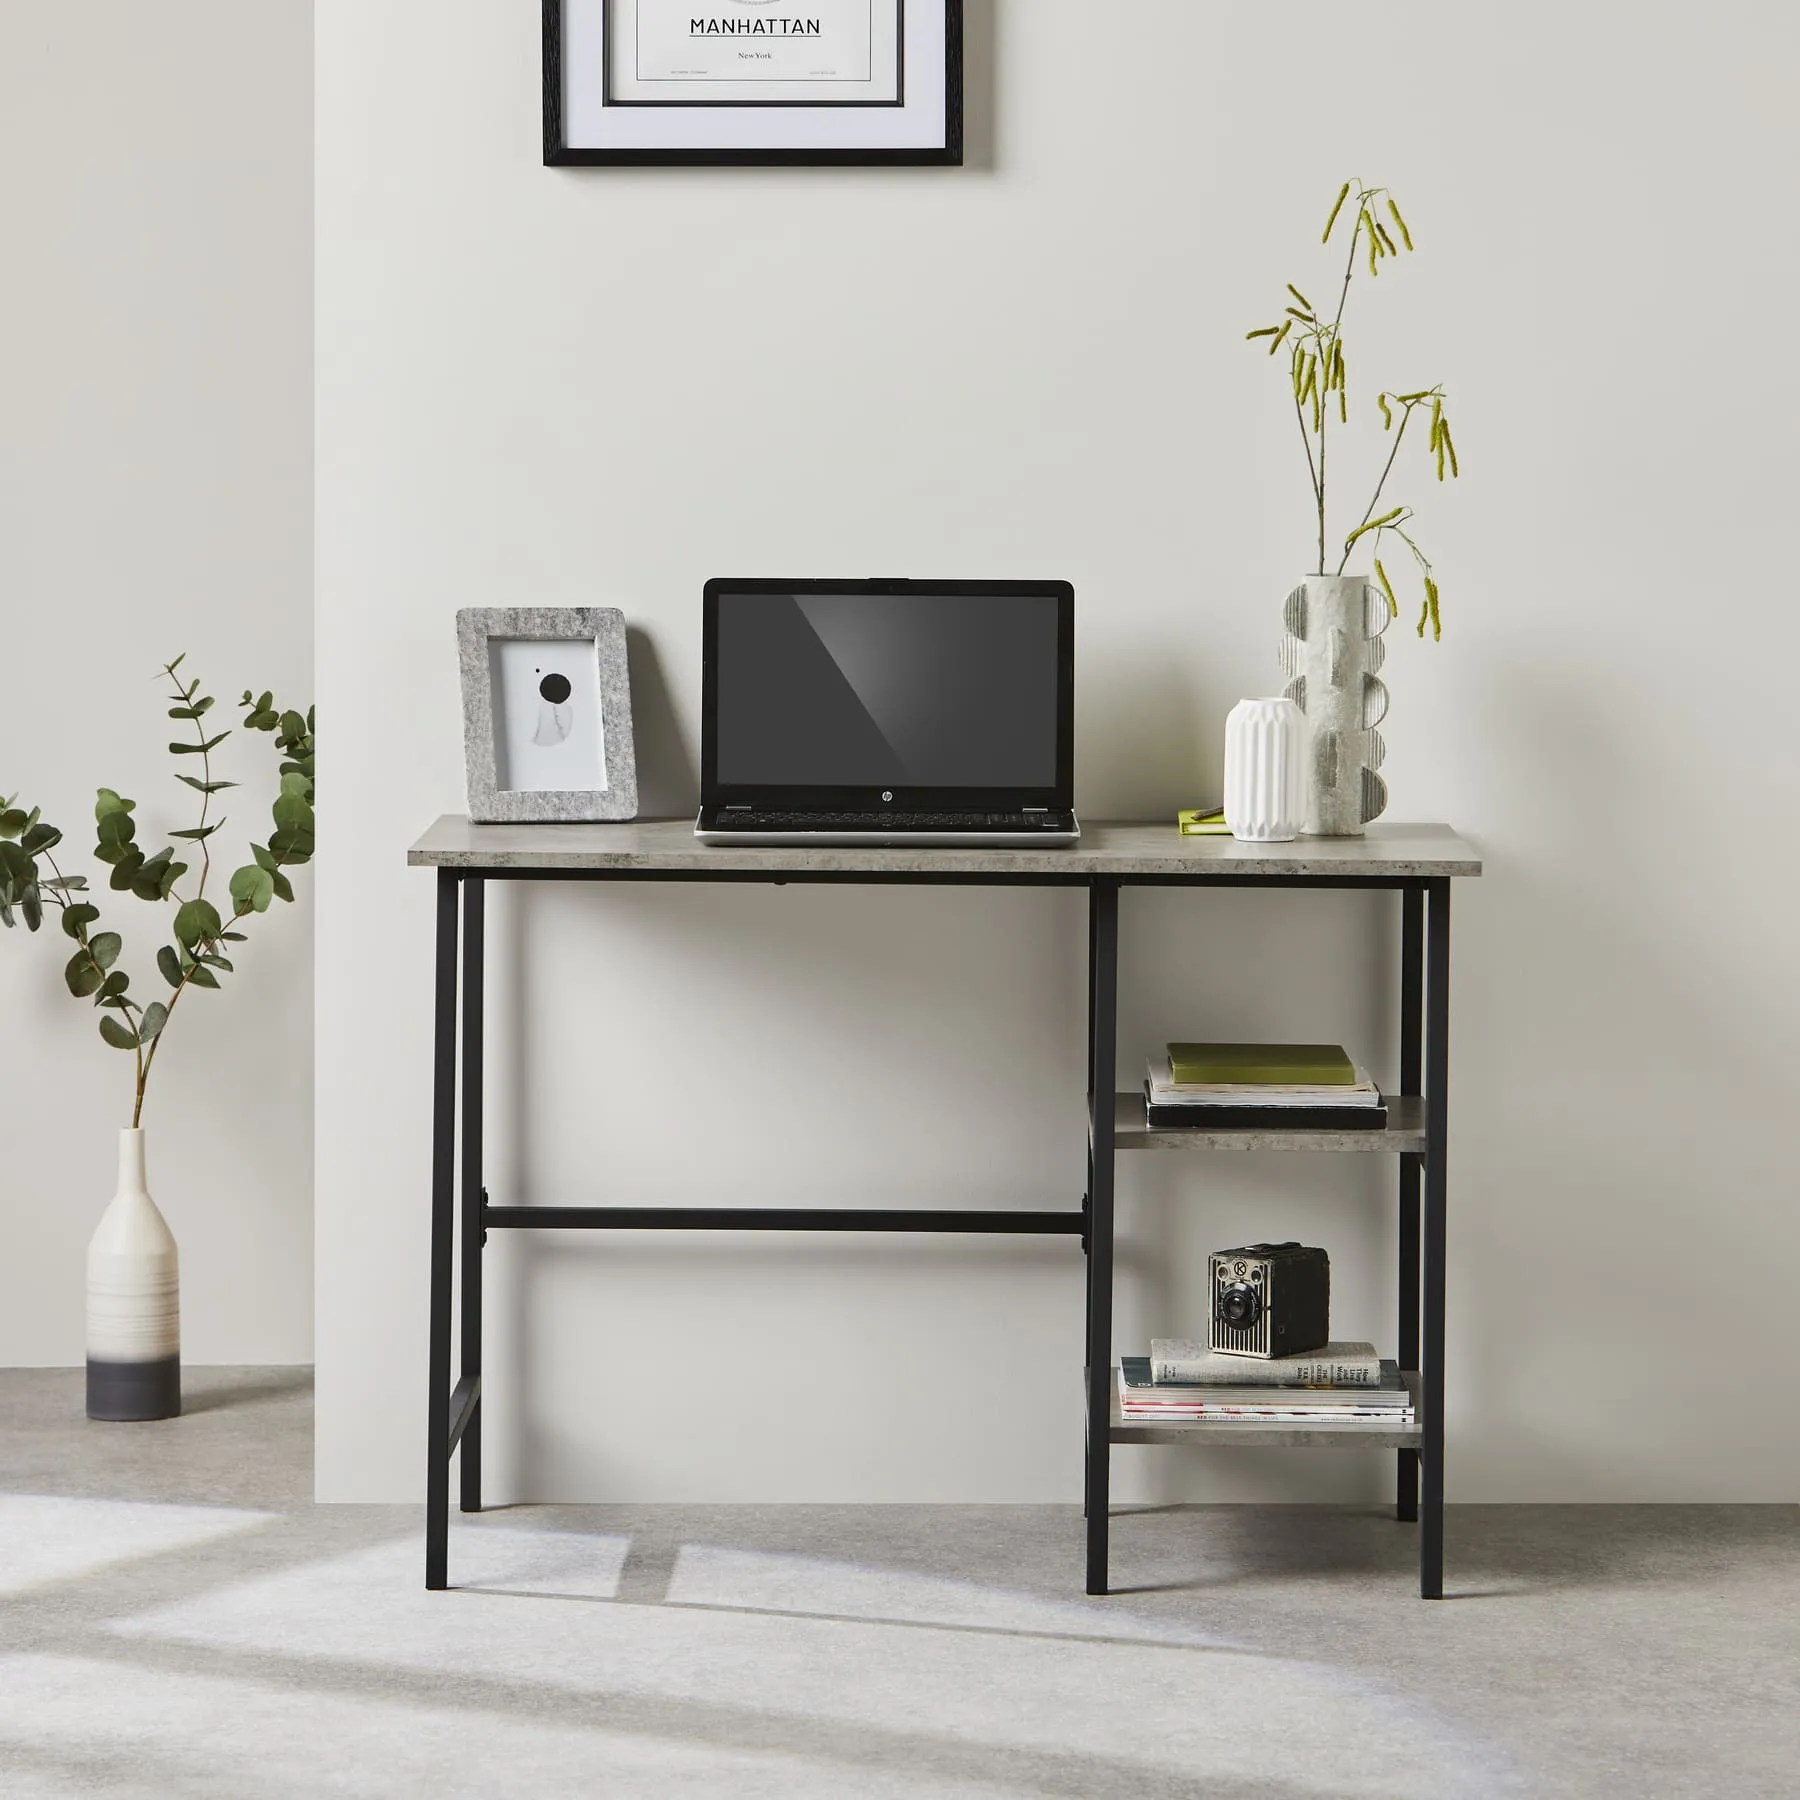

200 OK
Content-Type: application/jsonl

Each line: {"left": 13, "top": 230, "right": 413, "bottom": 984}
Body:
{"left": 1118, "top": 1339, "right": 1415, "bottom": 1426}
{"left": 1144, "top": 1042, "right": 1386, "bottom": 1130}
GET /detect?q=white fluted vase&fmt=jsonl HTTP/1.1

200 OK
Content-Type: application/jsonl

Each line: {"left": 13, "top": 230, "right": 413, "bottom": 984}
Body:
{"left": 86, "top": 1129, "right": 180, "bottom": 1421}
{"left": 1223, "top": 697, "right": 1305, "bottom": 842}
{"left": 1278, "top": 575, "right": 1391, "bottom": 836}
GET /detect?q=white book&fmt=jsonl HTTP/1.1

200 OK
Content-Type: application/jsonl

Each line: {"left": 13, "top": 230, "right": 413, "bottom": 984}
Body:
{"left": 1146, "top": 1059, "right": 1382, "bottom": 1107}
{"left": 1149, "top": 1340, "right": 1386, "bottom": 1386}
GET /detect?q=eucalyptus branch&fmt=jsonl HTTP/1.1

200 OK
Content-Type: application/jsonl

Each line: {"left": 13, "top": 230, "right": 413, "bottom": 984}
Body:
{"left": 0, "top": 661, "right": 314, "bottom": 1127}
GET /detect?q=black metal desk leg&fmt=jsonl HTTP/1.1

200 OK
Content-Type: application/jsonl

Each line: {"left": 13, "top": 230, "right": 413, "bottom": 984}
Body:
{"left": 1421, "top": 877, "right": 1451, "bottom": 1598}
{"left": 1084, "top": 880, "right": 1119, "bottom": 1595}
{"left": 426, "top": 870, "right": 460, "bottom": 1589}
{"left": 459, "top": 877, "right": 486, "bottom": 1513}
{"left": 1397, "top": 883, "right": 1423, "bottom": 1523}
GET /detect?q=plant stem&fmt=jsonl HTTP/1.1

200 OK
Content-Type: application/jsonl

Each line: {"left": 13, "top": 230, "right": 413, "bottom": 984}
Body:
{"left": 1314, "top": 193, "right": 1371, "bottom": 573}
{"left": 1293, "top": 390, "right": 1322, "bottom": 570}
{"left": 1337, "top": 405, "right": 1415, "bottom": 574}
{"left": 164, "top": 663, "right": 217, "bottom": 903}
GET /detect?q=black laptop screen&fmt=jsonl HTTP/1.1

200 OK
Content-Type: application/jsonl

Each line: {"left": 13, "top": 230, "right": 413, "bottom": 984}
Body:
{"left": 711, "top": 589, "right": 1063, "bottom": 791}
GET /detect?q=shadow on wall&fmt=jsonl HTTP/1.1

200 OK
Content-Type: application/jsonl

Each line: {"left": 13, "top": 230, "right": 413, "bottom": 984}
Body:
{"left": 626, "top": 626, "right": 697, "bottom": 817}
{"left": 961, "top": 0, "right": 997, "bottom": 172}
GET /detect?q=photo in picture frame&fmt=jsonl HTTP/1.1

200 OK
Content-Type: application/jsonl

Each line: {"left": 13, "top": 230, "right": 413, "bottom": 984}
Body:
{"left": 545, "top": 0, "right": 963, "bottom": 165}
{"left": 457, "top": 608, "right": 638, "bottom": 822}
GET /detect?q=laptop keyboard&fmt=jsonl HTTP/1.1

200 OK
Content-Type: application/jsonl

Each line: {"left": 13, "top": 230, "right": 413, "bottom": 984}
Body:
{"left": 715, "top": 811, "right": 1070, "bottom": 832}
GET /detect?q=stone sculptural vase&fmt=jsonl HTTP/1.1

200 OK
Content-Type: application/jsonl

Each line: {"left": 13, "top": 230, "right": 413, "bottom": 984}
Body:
{"left": 86, "top": 1128, "right": 181, "bottom": 1421}
{"left": 1278, "top": 575, "right": 1391, "bottom": 836}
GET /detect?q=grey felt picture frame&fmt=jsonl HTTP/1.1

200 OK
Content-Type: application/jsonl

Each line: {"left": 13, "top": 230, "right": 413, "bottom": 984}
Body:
{"left": 456, "top": 607, "right": 638, "bottom": 823}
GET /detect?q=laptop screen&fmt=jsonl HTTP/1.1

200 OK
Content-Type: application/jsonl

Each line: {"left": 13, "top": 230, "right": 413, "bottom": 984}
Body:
{"left": 704, "top": 583, "right": 1072, "bottom": 804}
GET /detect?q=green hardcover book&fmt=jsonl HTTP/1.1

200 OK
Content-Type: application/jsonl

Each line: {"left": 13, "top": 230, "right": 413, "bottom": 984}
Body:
{"left": 1166, "top": 1042, "right": 1357, "bottom": 1086}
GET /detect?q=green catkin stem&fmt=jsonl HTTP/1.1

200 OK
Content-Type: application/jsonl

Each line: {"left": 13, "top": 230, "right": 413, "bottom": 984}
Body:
{"left": 1388, "top": 196, "right": 1413, "bottom": 250}
{"left": 1269, "top": 319, "right": 1292, "bottom": 355}
{"left": 1287, "top": 283, "right": 1314, "bottom": 311}
{"left": 1339, "top": 388, "right": 1347, "bottom": 424}
{"left": 1378, "top": 393, "right": 1393, "bottom": 429}
{"left": 1323, "top": 181, "right": 1351, "bottom": 242}
{"left": 1374, "top": 557, "right": 1398, "bottom": 618}
{"left": 1442, "top": 424, "right": 1459, "bottom": 477}
{"left": 1375, "top": 220, "right": 1397, "bottom": 255}
{"left": 1246, "top": 326, "right": 1279, "bottom": 339}
{"left": 1366, "top": 221, "right": 1380, "bottom": 277}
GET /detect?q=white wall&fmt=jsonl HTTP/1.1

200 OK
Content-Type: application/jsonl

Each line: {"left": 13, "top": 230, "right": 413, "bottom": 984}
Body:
{"left": 0, "top": 4, "right": 314, "bottom": 1364}
{"left": 317, "top": 1, "right": 1800, "bottom": 1502}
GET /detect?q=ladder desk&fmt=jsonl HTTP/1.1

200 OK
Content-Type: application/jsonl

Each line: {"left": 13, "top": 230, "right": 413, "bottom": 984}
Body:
{"left": 408, "top": 817, "right": 1481, "bottom": 1598}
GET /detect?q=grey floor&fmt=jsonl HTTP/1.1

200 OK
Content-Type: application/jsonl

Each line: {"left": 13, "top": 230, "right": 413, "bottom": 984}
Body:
{"left": 1, "top": 1370, "right": 1794, "bottom": 1799}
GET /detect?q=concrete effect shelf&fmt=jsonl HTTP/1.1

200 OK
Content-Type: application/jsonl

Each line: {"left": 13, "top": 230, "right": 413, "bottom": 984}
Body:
{"left": 1107, "top": 1092, "right": 1427, "bottom": 1153}
{"left": 408, "top": 816, "right": 1482, "bottom": 880}
{"left": 1109, "top": 1371, "right": 1423, "bottom": 1449}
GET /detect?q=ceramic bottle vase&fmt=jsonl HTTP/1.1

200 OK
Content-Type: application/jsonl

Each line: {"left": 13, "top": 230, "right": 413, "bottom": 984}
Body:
{"left": 1223, "top": 697, "right": 1305, "bottom": 842}
{"left": 86, "top": 1129, "right": 180, "bottom": 1421}
{"left": 1278, "top": 575, "right": 1391, "bottom": 836}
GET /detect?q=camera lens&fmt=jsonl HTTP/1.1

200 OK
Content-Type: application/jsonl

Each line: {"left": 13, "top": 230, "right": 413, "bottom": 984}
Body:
{"left": 1216, "top": 1282, "right": 1262, "bottom": 1330}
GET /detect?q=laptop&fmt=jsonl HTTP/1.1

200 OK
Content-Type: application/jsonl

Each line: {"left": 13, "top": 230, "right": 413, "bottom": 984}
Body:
{"left": 696, "top": 578, "right": 1079, "bottom": 846}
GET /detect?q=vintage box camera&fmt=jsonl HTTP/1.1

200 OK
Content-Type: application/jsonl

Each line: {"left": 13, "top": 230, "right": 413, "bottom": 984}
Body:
{"left": 1209, "top": 1241, "right": 1331, "bottom": 1358}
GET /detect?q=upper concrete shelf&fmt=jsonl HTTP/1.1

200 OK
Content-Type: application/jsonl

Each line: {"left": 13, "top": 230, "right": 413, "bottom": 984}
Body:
{"left": 407, "top": 817, "right": 1481, "bottom": 880}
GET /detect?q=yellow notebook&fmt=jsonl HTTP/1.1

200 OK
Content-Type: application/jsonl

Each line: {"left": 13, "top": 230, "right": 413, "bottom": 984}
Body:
{"left": 1177, "top": 808, "right": 1231, "bottom": 836}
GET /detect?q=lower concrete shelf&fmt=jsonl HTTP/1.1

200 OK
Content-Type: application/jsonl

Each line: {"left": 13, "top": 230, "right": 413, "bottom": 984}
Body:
{"left": 1108, "top": 1370, "right": 1423, "bottom": 1449}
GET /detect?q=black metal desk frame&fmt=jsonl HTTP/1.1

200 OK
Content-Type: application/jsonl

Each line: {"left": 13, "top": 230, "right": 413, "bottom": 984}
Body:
{"left": 424, "top": 856, "right": 1452, "bottom": 1598}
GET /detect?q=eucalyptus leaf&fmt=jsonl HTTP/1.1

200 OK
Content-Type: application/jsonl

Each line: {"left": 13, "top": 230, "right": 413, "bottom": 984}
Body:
{"left": 173, "top": 898, "right": 223, "bottom": 949}
{"left": 229, "top": 864, "right": 275, "bottom": 915}
{"left": 90, "top": 931, "right": 122, "bottom": 971}
{"left": 169, "top": 825, "right": 222, "bottom": 841}
{"left": 98, "top": 970, "right": 129, "bottom": 1000}
{"left": 65, "top": 953, "right": 103, "bottom": 998}
{"left": 94, "top": 789, "right": 135, "bottom": 820}
{"left": 174, "top": 775, "right": 237, "bottom": 793}
{"left": 97, "top": 811, "right": 136, "bottom": 847}
{"left": 108, "top": 850, "right": 145, "bottom": 891}
{"left": 139, "top": 1001, "right": 169, "bottom": 1043}
{"left": 20, "top": 890, "right": 42, "bottom": 931}
{"left": 184, "top": 962, "right": 220, "bottom": 990}
{"left": 98, "top": 1015, "right": 139, "bottom": 1051}
{"left": 0, "top": 809, "right": 27, "bottom": 839}
{"left": 21, "top": 822, "right": 61, "bottom": 854}
{"left": 62, "top": 903, "right": 100, "bottom": 941}
{"left": 158, "top": 944, "right": 184, "bottom": 988}
{"left": 271, "top": 870, "right": 294, "bottom": 904}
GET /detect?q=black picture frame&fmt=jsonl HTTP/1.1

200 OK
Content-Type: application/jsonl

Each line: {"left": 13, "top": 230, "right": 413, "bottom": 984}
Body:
{"left": 544, "top": 0, "right": 963, "bottom": 166}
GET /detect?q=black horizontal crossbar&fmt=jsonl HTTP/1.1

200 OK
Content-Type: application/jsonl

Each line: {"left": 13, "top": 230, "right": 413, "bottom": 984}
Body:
{"left": 483, "top": 1205, "right": 1085, "bottom": 1235}
{"left": 446, "top": 1374, "right": 481, "bottom": 1453}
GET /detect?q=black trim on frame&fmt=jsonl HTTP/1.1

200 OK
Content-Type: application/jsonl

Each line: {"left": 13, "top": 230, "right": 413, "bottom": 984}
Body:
{"left": 700, "top": 576, "right": 1076, "bottom": 814}
{"left": 545, "top": 0, "right": 962, "bottom": 165}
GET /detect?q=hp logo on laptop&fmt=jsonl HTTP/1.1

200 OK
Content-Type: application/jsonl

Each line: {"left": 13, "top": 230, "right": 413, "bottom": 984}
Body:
{"left": 881, "top": 791, "right": 893, "bottom": 802}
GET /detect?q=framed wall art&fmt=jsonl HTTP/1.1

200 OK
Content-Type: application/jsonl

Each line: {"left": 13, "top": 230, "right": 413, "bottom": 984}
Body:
{"left": 457, "top": 608, "right": 639, "bottom": 823}
{"left": 544, "top": 0, "right": 963, "bottom": 166}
